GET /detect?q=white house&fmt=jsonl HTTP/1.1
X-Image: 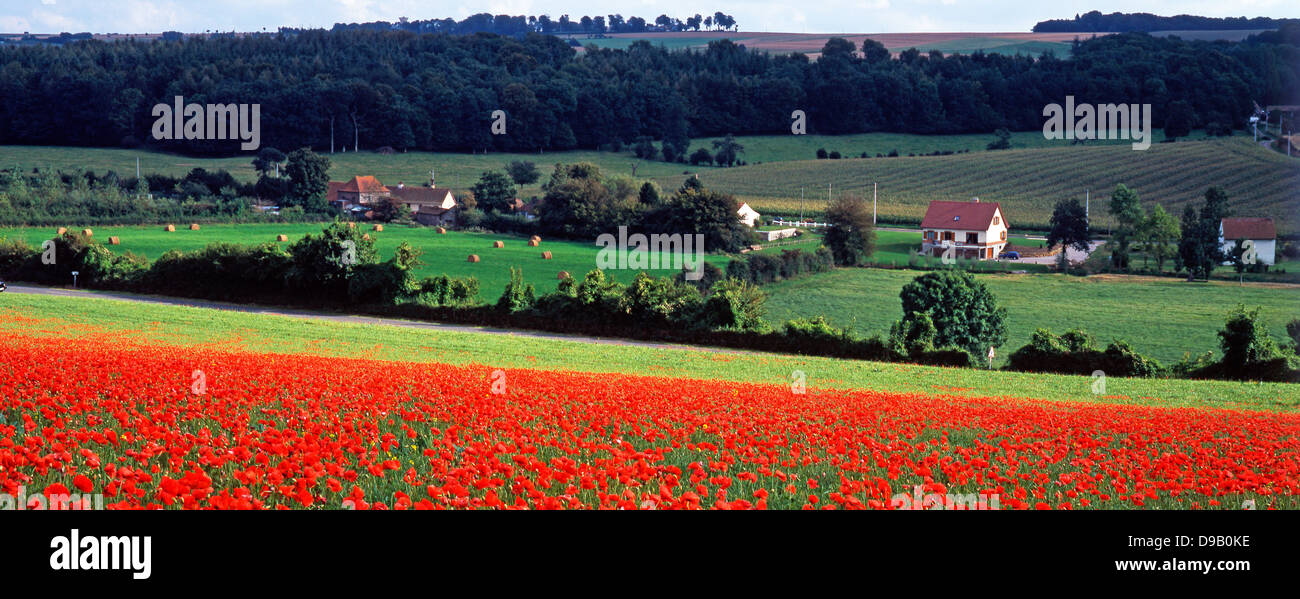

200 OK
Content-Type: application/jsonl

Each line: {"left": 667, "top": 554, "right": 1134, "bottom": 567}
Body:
{"left": 919, "top": 198, "right": 1009, "bottom": 260}
{"left": 759, "top": 228, "right": 798, "bottom": 242}
{"left": 737, "top": 203, "right": 761, "bottom": 227}
{"left": 1220, "top": 217, "right": 1276, "bottom": 265}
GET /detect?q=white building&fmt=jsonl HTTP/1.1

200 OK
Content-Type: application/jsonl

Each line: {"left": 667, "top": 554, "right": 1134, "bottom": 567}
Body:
{"left": 919, "top": 198, "right": 1009, "bottom": 260}
{"left": 1220, "top": 217, "right": 1276, "bottom": 265}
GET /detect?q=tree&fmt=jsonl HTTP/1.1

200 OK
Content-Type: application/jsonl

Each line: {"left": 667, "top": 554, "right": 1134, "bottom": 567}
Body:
{"left": 1139, "top": 204, "right": 1180, "bottom": 271}
{"left": 711, "top": 134, "right": 744, "bottom": 167}
{"left": 372, "top": 196, "right": 412, "bottom": 222}
{"left": 689, "top": 147, "right": 714, "bottom": 166}
{"left": 1217, "top": 305, "right": 1288, "bottom": 375}
{"left": 1107, "top": 184, "right": 1142, "bottom": 269}
{"left": 633, "top": 136, "right": 658, "bottom": 160}
{"left": 1178, "top": 186, "right": 1231, "bottom": 280}
{"left": 472, "top": 170, "right": 517, "bottom": 213}
{"left": 283, "top": 148, "right": 331, "bottom": 211}
{"left": 986, "top": 128, "right": 1012, "bottom": 150}
{"left": 1047, "top": 199, "right": 1091, "bottom": 271}
{"left": 252, "top": 147, "right": 287, "bottom": 177}
{"left": 638, "top": 181, "right": 661, "bottom": 206}
{"left": 823, "top": 195, "right": 876, "bottom": 266}
{"left": 654, "top": 181, "right": 752, "bottom": 253}
{"left": 898, "top": 270, "right": 1008, "bottom": 359}
{"left": 287, "top": 222, "right": 379, "bottom": 296}
{"left": 505, "top": 161, "right": 540, "bottom": 185}
{"left": 1163, "top": 100, "right": 1195, "bottom": 140}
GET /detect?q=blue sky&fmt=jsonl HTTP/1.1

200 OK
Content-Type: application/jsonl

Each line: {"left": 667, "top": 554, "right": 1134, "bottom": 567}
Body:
{"left": 2, "top": 0, "right": 1297, "bottom": 34}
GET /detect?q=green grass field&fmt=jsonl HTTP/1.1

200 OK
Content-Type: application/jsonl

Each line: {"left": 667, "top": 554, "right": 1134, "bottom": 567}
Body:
{"left": 0, "top": 223, "right": 728, "bottom": 294}
{"left": 3, "top": 291, "right": 1295, "bottom": 411}
{"left": 697, "top": 137, "right": 1300, "bottom": 232}
{"left": 763, "top": 268, "right": 1300, "bottom": 367}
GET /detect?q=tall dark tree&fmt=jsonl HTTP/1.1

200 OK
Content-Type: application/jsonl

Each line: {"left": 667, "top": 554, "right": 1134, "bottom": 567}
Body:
{"left": 1047, "top": 199, "right": 1091, "bottom": 271}
{"left": 283, "top": 148, "right": 331, "bottom": 211}
{"left": 898, "top": 270, "right": 1009, "bottom": 359}
{"left": 823, "top": 195, "right": 876, "bottom": 266}
{"left": 471, "top": 171, "right": 517, "bottom": 213}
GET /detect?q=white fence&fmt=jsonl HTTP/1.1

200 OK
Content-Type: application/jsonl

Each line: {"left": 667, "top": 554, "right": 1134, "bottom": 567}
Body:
{"left": 769, "top": 218, "right": 832, "bottom": 227}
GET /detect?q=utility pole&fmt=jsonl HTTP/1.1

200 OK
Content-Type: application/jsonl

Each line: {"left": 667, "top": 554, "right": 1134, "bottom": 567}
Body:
{"left": 799, "top": 187, "right": 805, "bottom": 223}
{"left": 873, "top": 182, "right": 878, "bottom": 225}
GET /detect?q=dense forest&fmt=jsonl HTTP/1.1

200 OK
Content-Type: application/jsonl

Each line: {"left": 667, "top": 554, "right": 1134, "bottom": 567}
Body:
{"left": 1033, "top": 11, "right": 1296, "bottom": 33}
{"left": 0, "top": 24, "right": 1296, "bottom": 156}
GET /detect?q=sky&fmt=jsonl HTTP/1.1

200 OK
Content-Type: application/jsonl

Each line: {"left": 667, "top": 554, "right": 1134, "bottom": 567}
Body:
{"left": 2, "top": 0, "right": 1297, "bottom": 35}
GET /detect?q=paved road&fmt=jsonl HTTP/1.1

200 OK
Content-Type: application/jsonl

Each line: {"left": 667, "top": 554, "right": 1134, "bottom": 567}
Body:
{"left": 1, "top": 283, "right": 742, "bottom": 354}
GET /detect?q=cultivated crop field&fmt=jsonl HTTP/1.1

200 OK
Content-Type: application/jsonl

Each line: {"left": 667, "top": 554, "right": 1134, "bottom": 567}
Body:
{"left": 2, "top": 293, "right": 1298, "bottom": 510}
{"left": 764, "top": 268, "right": 1300, "bottom": 367}
{"left": 0, "top": 223, "right": 726, "bottom": 294}
{"left": 698, "top": 137, "right": 1300, "bottom": 232}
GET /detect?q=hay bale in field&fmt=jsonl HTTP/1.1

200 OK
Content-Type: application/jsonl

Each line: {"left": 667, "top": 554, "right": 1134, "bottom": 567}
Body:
{"left": 108, "top": 236, "right": 120, "bottom": 245}
{"left": 276, "top": 234, "right": 289, "bottom": 242}
{"left": 362, "top": 233, "right": 372, "bottom": 241}
{"left": 467, "top": 254, "right": 480, "bottom": 263}
{"left": 56, "top": 227, "right": 67, "bottom": 235}
{"left": 527, "top": 239, "right": 539, "bottom": 247}
{"left": 436, "top": 227, "right": 446, "bottom": 234}
{"left": 557, "top": 271, "right": 571, "bottom": 279}
{"left": 347, "top": 222, "right": 356, "bottom": 229}
{"left": 492, "top": 240, "right": 504, "bottom": 248}
{"left": 530, "top": 235, "right": 541, "bottom": 244}
{"left": 81, "top": 228, "right": 93, "bottom": 237}
{"left": 373, "top": 224, "right": 384, "bottom": 232}
{"left": 164, "top": 224, "right": 176, "bottom": 232}
{"left": 189, "top": 223, "right": 200, "bottom": 231}
{"left": 541, "top": 251, "right": 552, "bottom": 260}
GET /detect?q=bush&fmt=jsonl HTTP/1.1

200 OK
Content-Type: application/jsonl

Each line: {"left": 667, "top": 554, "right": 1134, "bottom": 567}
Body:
{"left": 496, "top": 267, "right": 536, "bottom": 313}
{"left": 1005, "top": 328, "right": 1163, "bottom": 377}
{"left": 1188, "top": 305, "right": 1299, "bottom": 381}
{"left": 695, "top": 279, "right": 766, "bottom": 331}
{"left": 418, "top": 275, "right": 480, "bottom": 307}
{"left": 899, "top": 270, "right": 1008, "bottom": 358}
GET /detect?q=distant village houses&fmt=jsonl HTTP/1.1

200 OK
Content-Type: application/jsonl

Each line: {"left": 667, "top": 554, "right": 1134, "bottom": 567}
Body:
{"left": 920, "top": 198, "right": 1009, "bottom": 260}
{"left": 326, "top": 175, "right": 460, "bottom": 227}
{"left": 1219, "top": 217, "right": 1277, "bottom": 265}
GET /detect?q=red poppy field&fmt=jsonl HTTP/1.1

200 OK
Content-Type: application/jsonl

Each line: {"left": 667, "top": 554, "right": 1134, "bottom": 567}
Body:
{"left": 2, "top": 334, "right": 1298, "bottom": 510}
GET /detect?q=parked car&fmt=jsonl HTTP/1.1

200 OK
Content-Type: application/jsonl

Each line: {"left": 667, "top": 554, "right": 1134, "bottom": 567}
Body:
{"left": 999, "top": 251, "right": 1021, "bottom": 260}
{"left": 0, "top": 279, "right": 6, "bottom": 292}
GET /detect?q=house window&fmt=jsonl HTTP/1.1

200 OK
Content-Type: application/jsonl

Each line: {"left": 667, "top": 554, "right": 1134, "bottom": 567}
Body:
{"left": 1000, "top": 231, "right": 1006, "bottom": 241}
{"left": 942, "top": 231, "right": 954, "bottom": 241}
{"left": 966, "top": 233, "right": 978, "bottom": 244}
{"left": 994, "top": 216, "right": 1000, "bottom": 225}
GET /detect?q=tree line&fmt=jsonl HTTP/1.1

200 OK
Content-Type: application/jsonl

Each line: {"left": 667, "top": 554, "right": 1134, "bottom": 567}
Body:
{"left": 318, "top": 11, "right": 738, "bottom": 36}
{"left": 1, "top": 26, "right": 1296, "bottom": 155}
{"left": 1034, "top": 11, "right": 1296, "bottom": 33}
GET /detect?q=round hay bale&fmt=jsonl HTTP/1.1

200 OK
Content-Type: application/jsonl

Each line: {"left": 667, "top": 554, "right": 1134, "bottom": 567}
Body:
{"left": 530, "top": 235, "right": 541, "bottom": 243}
{"left": 362, "top": 233, "right": 372, "bottom": 241}
{"left": 347, "top": 222, "right": 356, "bottom": 229}
{"left": 492, "top": 240, "right": 504, "bottom": 248}
{"left": 467, "top": 254, "right": 480, "bottom": 263}
{"left": 557, "top": 271, "right": 571, "bottom": 280}
{"left": 527, "top": 239, "right": 539, "bottom": 247}
{"left": 81, "top": 228, "right": 93, "bottom": 237}
{"left": 373, "top": 224, "right": 384, "bottom": 232}
{"left": 276, "top": 234, "right": 289, "bottom": 242}
{"left": 189, "top": 223, "right": 200, "bottom": 231}
{"left": 436, "top": 227, "right": 447, "bottom": 234}
{"left": 56, "top": 227, "right": 67, "bottom": 235}
{"left": 164, "top": 224, "right": 176, "bottom": 232}
{"left": 108, "top": 236, "right": 121, "bottom": 245}
{"left": 541, "top": 251, "right": 553, "bottom": 260}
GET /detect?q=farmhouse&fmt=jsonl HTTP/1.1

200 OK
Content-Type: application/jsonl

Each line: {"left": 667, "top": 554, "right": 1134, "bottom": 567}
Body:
{"left": 326, "top": 175, "right": 460, "bottom": 227}
{"left": 920, "top": 198, "right": 1008, "bottom": 260}
{"left": 737, "top": 203, "right": 761, "bottom": 227}
{"left": 1219, "top": 217, "right": 1276, "bottom": 265}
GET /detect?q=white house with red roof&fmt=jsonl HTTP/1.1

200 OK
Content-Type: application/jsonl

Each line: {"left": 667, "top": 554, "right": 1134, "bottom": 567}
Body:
{"left": 920, "top": 198, "right": 1009, "bottom": 260}
{"left": 1219, "top": 217, "right": 1276, "bottom": 265}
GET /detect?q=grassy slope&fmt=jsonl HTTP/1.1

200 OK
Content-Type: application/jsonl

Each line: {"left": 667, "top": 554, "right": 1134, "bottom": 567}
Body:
{"left": 2, "top": 291, "right": 1296, "bottom": 411}
{"left": 0, "top": 223, "right": 727, "bottom": 294}
{"left": 763, "top": 267, "right": 1300, "bottom": 367}
{"left": 696, "top": 137, "right": 1300, "bottom": 232}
